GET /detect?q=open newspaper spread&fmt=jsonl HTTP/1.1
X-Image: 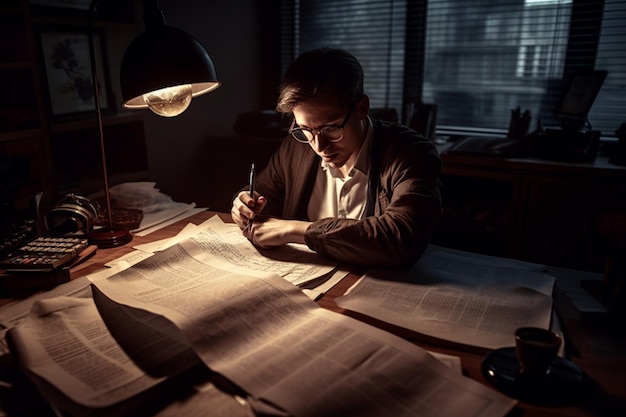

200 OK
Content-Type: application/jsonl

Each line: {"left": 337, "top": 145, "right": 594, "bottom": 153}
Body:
{"left": 5, "top": 223, "right": 517, "bottom": 416}
{"left": 88, "top": 238, "right": 513, "bottom": 417}
{"left": 336, "top": 245, "right": 556, "bottom": 350}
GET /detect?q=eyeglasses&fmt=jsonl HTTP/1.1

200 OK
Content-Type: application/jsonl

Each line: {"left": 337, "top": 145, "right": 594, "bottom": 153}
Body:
{"left": 289, "top": 106, "right": 354, "bottom": 143}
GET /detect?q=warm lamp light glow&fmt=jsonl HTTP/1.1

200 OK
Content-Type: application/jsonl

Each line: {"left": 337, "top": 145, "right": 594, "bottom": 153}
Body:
{"left": 122, "top": 80, "right": 220, "bottom": 114}
{"left": 143, "top": 84, "right": 192, "bottom": 117}
{"left": 85, "top": 0, "right": 220, "bottom": 248}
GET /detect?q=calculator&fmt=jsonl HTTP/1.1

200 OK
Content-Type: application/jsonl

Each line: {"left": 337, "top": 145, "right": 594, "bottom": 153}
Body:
{"left": 0, "top": 236, "right": 89, "bottom": 272}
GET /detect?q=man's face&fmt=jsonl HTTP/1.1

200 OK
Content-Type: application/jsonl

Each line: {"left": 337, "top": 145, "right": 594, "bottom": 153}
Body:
{"left": 292, "top": 96, "right": 367, "bottom": 169}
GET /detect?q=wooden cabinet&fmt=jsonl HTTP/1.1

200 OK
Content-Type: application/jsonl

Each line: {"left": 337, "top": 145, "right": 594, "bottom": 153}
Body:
{"left": 433, "top": 149, "right": 626, "bottom": 272}
{"left": 0, "top": 0, "right": 147, "bottom": 225}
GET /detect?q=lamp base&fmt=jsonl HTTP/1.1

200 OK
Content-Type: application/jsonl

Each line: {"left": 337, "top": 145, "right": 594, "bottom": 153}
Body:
{"left": 89, "top": 228, "right": 133, "bottom": 249}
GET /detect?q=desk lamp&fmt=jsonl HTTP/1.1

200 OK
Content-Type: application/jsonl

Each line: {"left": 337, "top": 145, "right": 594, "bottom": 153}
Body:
{"left": 87, "top": 0, "right": 221, "bottom": 248}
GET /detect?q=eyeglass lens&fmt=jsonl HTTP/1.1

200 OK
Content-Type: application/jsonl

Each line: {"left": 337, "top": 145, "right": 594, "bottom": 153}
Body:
{"left": 292, "top": 126, "right": 343, "bottom": 142}
{"left": 290, "top": 105, "right": 353, "bottom": 143}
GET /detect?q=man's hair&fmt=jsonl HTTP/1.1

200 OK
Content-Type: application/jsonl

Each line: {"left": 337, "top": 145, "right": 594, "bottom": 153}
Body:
{"left": 276, "top": 47, "right": 364, "bottom": 114}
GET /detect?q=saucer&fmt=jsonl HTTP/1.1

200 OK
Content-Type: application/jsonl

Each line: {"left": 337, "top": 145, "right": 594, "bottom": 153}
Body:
{"left": 482, "top": 347, "right": 587, "bottom": 405}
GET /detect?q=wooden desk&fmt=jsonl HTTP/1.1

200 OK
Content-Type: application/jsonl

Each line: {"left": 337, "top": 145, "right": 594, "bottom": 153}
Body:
{"left": 1, "top": 210, "right": 624, "bottom": 417}
{"left": 434, "top": 150, "right": 626, "bottom": 273}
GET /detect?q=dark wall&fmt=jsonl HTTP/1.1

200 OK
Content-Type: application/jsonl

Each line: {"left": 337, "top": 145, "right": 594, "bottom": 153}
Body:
{"left": 142, "top": 0, "right": 282, "bottom": 207}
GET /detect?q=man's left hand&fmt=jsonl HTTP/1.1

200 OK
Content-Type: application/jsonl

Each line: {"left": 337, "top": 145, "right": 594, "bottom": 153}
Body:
{"left": 244, "top": 216, "right": 310, "bottom": 248}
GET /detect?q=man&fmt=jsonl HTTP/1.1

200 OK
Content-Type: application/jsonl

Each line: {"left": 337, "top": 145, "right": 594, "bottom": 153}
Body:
{"left": 231, "top": 47, "right": 441, "bottom": 268}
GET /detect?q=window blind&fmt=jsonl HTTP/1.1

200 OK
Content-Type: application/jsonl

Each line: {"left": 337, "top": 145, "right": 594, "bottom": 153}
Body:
{"left": 423, "top": 0, "right": 625, "bottom": 137}
{"left": 283, "top": 0, "right": 625, "bottom": 137}
{"left": 589, "top": 0, "right": 626, "bottom": 137}
{"left": 423, "top": 0, "right": 574, "bottom": 134}
{"left": 281, "top": 0, "right": 408, "bottom": 114}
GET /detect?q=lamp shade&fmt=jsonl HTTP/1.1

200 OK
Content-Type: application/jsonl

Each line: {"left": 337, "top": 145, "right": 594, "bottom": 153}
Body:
{"left": 120, "top": 26, "right": 221, "bottom": 109}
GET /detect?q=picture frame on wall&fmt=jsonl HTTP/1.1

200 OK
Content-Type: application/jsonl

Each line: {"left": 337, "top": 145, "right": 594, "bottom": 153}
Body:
{"left": 28, "top": 0, "right": 135, "bottom": 21}
{"left": 37, "top": 26, "right": 115, "bottom": 120}
{"left": 29, "top": 0, "right": 91, "bottom": 11}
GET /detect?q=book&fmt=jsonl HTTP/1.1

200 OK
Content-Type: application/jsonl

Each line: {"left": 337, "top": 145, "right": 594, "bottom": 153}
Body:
{"left": 7, "top": 234, "right": 516, "bottom": 417}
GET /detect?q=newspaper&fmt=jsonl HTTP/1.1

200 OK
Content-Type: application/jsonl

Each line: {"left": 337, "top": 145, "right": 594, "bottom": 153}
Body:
{"left": 7, "top": 239, "right": 516, "bottom": 416}
{"left": 336, "top": 245, "right": 555, "bottom": 349}
{"left": 83, "top": 240, "right": 515, "bottom": 417}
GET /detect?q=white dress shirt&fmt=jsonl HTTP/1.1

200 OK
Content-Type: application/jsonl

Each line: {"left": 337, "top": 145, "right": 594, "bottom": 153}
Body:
{"left": 307, "top": 117, "right": 373, "bottom": 221}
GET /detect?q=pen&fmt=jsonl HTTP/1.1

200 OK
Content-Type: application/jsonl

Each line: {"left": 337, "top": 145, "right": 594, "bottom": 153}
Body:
{"left": 249, "top": 162, "right": 255, "bottom": 200}
{"left": 246, "top": 163, "right": 256, "bottom": 233}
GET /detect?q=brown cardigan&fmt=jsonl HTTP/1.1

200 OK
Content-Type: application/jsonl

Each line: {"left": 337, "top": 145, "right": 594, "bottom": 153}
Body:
{"left": 251, "top": 120, "right": 442, "bottom": 268}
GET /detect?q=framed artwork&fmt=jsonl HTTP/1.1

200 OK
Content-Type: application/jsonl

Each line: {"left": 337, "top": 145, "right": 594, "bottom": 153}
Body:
{"left": 29, "top": 0, "right": 135, "bottom": 21}
{"left": 29, "top": 0, "right": 91, "bottom": 11}
{"left": 38, "top": 26, "right": 114, "bottom": 120}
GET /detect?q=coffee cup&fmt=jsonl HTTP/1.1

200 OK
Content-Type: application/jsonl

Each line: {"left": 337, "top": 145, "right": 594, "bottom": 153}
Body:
{"left": 514, "top": 327, "right": 562, "bottom": 379}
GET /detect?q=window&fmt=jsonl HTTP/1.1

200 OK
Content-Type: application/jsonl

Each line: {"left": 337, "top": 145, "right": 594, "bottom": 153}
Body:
{"left": 281, "top": 0, "right": 407, "bottom": 114}
{"left": 589, "top": 0, "right": 626, "bottom": 136}
{"left": 283, "top": 0, "right": 625, "bottom": 138}
{"left": 423, "top": 0, "right": 573, "bottom": 134}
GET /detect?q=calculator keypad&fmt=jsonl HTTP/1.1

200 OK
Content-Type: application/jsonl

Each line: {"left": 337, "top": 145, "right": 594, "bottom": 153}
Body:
{"left": 0, "top": 237, "right": 88, "bottom": 272}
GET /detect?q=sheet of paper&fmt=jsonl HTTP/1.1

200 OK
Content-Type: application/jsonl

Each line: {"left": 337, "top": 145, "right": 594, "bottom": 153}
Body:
{"left": 336, "top": 245, "right": 555, "bottom": 350}
{"left": 302, "top": 267, "right": 350, "bottom": 300}
{"left": 90, "top": 240, "right": 515, "bottom": 417}
{"left": 546, "top": 265, "right": 607, "bottom": 313}
{"left": 132, "top": 215, "right": 338, "bottom": 288}
{"left": 429, "top": 351, "right": 462, "bottom": 373}
{"left": 133, "top": 222, "right": 203, "bottom": 253}
{"left": 178, "top": 216, "right": 338, "bottom": 287}
{"left": 0, "top": 276, "right": 92, "bottom": 330}
{"left": 134, "top": 206, "right": 207, "bottom": 236}
{"left": 132, "top": 202, "right": 197, "bottom": 232}
{"left": 0, "top": 276, "right": 93, "bottom": 354}
{"left": 6, "top": 297, "right": 165, "bottom": 408}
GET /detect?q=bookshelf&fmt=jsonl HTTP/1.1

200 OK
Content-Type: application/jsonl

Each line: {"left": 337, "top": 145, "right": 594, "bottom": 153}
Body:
{"left": 0, "top": 0, "right": 148, "bottom": 223}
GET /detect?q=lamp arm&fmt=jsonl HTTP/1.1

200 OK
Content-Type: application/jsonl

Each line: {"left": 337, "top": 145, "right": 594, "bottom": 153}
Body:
{"left": 88, "top": 0, "right": 113, "bottom": 230}
{"left": 142, "top": 0, "right": 167, "bottom": 31}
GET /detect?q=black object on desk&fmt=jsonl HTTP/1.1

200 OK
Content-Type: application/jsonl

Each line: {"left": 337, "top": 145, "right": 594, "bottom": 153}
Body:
{"left": 482, "top": 347, "right": 587, "bottom": 406}
{"left": 531, "top": 128, "right": 601, "bottom": 162}
{"left": 448, "top": 136, "right": 522, "bottom": 157}
{"left": 0, "top": 220, "right": 37, "bottom": 258}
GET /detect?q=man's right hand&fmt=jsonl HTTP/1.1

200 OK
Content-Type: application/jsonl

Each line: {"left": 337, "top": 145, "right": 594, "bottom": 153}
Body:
{"left": 230, "top": 190, "right": 267, "bottom": 230}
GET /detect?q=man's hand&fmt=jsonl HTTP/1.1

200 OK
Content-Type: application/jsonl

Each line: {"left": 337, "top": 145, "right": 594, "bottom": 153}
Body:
{"left": 244, "top": 216, "right": 310, "bottom": 248}
{"left": 231, "top": 191, "right": 267, "bottom": 230}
